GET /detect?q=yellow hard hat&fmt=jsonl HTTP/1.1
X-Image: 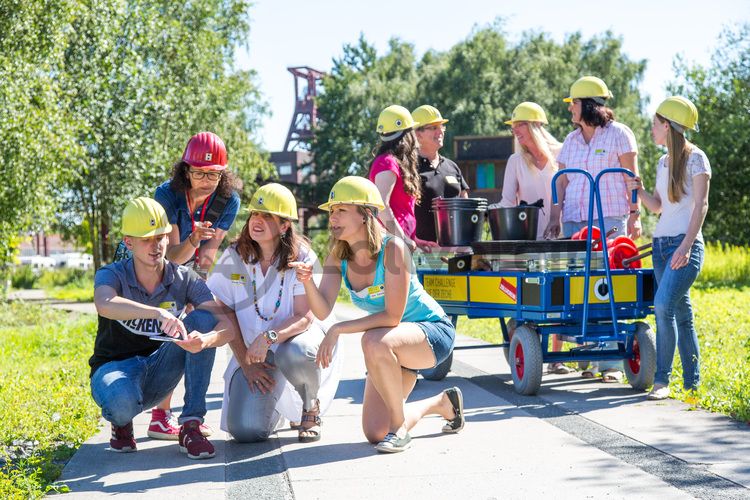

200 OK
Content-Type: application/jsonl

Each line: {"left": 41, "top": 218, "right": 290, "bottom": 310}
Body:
{"left": 563, "top": 76, "right": 613, "bottom": 103}
{"left": 376, "top": 105, "right": 419, "bottom": 136}
{"left": 249, "top": 183, "right": 298, "bottom": 220}
{"left": 318, "top": 176, "right": 386, "bottom": 213}
{"left": 412, "top": 105, "right": 449, "bottom": 128}
{"left": 122, "top": 197, "right": 172, "bottom": 237}
{"left": 505, "top": 102, "right": 548, "bottom": 125}
{"left": 656, "top": 96, "right": 699, "bottom": 132}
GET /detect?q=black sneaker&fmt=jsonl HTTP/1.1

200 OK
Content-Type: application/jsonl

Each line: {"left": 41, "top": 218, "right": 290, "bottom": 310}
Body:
{"left": 442, "top": 386, "right": 465, "bottom": 433}
{"left": 375, "top": 432, "right": 412, "bottom": 453}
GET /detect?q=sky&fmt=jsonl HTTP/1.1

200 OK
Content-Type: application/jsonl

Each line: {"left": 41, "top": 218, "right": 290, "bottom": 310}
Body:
{"left": 237, "top": 0, "right": 750, "bottom": 152}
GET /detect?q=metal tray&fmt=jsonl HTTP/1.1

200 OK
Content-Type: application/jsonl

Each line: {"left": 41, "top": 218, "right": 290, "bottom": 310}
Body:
{"left": 471, "top": 239, "right": 588, "bottom": 255}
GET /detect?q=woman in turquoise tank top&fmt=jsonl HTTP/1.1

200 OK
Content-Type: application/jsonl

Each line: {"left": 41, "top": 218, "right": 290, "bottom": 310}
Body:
{"left": 289, "top": 176, "right": 464, "bottom": 454}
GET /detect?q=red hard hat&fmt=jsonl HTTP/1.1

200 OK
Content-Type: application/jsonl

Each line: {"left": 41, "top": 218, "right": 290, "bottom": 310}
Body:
{"left": 182, "top": 132, "right": 228, "bottom": 170}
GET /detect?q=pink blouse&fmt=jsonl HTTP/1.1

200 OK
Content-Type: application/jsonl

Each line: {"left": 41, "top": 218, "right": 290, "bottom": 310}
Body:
{"left": 369, "top": 154, "right": 417, "bottom": 238}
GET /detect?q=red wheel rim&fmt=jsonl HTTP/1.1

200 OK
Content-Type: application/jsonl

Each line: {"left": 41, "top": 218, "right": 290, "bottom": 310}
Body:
{"left": 628, "top": 338, "right": 641, "bottom": 374}
{"left": 514, "top": 343, "right": 525, "bottom": 379}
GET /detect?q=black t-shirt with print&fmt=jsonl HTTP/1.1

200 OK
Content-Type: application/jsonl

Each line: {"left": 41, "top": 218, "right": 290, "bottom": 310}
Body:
{"left": 415, "top": 155, "right": 470, "bottom": 242}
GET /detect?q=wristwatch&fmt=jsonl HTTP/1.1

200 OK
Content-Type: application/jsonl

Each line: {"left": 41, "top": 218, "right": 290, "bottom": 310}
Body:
{"left": 263, "top": 330, "right": 278, "bottom": 346}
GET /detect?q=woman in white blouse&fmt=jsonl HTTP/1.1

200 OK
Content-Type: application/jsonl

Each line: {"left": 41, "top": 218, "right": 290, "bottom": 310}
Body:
{"left": 500, "top": 102, "right": 571, "bottom": 374}
{"left": 207, "top": 183, "right": 340, "bottom": 442}
{"left": 627, "top": 96, "right": 710, "bottom": 401}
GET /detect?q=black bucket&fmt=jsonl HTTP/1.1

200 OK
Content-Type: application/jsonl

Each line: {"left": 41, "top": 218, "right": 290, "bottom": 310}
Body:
{"left": 487, "top": 206, "right": 539, "bottom": 240}
{"left": 432, "top": 197, "right": 487, "bottom": 246}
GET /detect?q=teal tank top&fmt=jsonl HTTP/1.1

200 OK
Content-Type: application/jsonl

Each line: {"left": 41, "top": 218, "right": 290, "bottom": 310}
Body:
{"left": 341, "top": 236, "right": 444, "bottom": 323}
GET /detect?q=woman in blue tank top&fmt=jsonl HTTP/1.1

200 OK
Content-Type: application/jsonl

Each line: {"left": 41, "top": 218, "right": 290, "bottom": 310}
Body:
{"left": 289, "top": 176, "right": 464, "bottom": 454}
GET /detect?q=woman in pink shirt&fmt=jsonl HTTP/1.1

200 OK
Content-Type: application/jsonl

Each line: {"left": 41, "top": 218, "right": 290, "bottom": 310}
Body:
{"left": 369, "top": 105, "right": 436, "bottom": 252}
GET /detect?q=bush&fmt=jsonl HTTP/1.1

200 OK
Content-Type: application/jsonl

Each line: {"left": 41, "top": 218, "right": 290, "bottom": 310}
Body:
{"left": 8, "top": 266, "right": 38, "bottom": 289}
{"left": 37, "top": 268, "right": 93, "bottom": 289}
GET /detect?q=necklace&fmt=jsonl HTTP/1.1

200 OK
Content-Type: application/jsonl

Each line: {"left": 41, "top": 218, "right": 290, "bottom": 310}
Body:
{"left": 251, "top": 264, "right": 285, "bottom": 321}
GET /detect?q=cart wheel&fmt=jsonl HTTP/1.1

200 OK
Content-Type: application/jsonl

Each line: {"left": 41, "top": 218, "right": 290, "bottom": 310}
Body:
{"left": 509, "top": 325, "right": 543, "bottom": 395}
{"left": 421, "top": 352, "right": 453, "bottom": 381}
{"left": 623, "top": 321, "right": 656, "bottom": 390}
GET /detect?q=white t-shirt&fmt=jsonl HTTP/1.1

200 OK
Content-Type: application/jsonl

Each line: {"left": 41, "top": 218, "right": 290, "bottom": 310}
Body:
{"left": 653, "top": 148, "right": 711, "bottom": 240}
{"left": 207, "top": 244, "right": 341, "bottom": 429}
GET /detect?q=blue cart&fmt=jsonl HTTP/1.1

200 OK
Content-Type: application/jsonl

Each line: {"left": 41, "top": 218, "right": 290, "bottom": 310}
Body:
{"left": 417, "top": 168, "right": 657, "bottom": 395}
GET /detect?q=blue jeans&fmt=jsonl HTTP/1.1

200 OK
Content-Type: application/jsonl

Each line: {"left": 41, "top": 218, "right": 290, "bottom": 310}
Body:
{"left": 652, "top": 235, "right": 704, "bottom": 389}
{"left": 564, "top": 216, "right": 627, "bottom": 372}
{"left": 90, "top": 310, "right": 217, "bottom": 426}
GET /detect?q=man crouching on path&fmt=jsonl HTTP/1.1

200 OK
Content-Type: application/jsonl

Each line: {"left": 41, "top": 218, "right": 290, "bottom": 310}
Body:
{"left": 89, "top": 197, "right": 235, "bottom": 459}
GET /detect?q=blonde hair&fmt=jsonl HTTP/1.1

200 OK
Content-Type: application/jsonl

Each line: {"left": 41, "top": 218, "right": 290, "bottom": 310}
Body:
{"left": 329, "top": 206, "right": 383, "bottom": 261}
{"left": 657, "top": 113, "right": 692, "bottom": 204}
{"left": 514, "top": 122, "right": 561, "bottom": 171}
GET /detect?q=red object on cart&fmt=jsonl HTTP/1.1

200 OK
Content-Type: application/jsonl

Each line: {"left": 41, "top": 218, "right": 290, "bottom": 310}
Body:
{"left": 609, "top": 243, "right": 642, "bottom": 269}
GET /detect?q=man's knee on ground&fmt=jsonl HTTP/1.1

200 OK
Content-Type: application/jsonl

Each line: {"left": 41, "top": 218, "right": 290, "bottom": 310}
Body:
{"left": 183, "top": 309, "right": 217, "bottom": 333}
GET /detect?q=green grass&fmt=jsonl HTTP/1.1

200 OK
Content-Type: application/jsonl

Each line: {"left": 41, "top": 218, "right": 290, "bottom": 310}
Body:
{"left": 0, "top": 303, "right": 100, "bottom": 498}
{"left": 456, "top": 262, "right": 750, "bottom": 423}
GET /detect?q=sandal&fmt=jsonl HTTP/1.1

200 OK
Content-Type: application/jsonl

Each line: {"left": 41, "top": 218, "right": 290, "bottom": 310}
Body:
{"left": 547, "top": 363, "right": 575, "bottom": 375}
{"left": 298, "top": 401, "right": 321, "bottom": 443}
{"left": 601, "top": 369, "right": 624, "bottom": 383}
{"left": 442, "top": 387, "right": 464, "bottom": 433}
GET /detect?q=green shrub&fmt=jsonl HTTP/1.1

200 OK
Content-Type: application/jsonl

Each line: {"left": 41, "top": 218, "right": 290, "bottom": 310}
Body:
{"left": 37, "top": 268, "right": 93, "bottom": 289}
{"left": 9, "top": 266, "right": 38, "bottom": 289}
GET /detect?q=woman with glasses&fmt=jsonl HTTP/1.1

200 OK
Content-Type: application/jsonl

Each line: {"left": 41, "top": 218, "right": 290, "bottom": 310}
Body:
{"left": 155, "top": 131, "right": 243, "bottom": 278}
{"left": 148, "top": 131, "right": 242, "bottom": 441}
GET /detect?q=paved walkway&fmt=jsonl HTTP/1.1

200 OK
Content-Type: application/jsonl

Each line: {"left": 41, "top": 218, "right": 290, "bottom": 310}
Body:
{"left": 56, "top": 303, "right": 749, "bottom": 499}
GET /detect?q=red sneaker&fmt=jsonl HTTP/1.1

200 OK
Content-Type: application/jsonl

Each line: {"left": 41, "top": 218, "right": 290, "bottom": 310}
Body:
{"left": 109, "top": 422, "right": 136, "bottom": 453}
{"left": 148, "top": 409, "right": 180, "bottom": 440}
{"left": 179, "top": 420, "right": 215, "bottom": 459}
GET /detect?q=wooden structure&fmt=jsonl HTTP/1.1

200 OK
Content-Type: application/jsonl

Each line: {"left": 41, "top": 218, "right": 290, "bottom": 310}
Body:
{"left": 453, "top": 135, "right": 514, "bottom": 204}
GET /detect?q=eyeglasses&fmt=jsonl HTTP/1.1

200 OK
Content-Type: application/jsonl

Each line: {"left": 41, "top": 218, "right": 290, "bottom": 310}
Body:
{"left": 189, "top": 170, "right": 222, "bottom": 181}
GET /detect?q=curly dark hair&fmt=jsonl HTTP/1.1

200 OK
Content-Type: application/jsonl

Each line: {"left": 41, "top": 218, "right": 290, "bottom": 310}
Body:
{"left": 579, "top": 98, "right": 615, "bottom": 128}
{"left": 369, "top": 130, "right": 421, "bottom": 203}
{"left": 169, "top": 160, "right": 243, "bottom": 198}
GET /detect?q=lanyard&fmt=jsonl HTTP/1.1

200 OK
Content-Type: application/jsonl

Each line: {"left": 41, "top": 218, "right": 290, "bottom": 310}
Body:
{"left": 186, "top": 190, "right": 212, "bottom": 262}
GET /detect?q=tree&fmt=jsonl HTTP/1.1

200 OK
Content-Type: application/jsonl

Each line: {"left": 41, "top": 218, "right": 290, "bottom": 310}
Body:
{"left": 669, "top": 24, "right": 750, "bottom": 244}
{"left": 311, "top": 21, "right": 655, "bottom": 209}
{"left": 57, "top": 0, "right": 273, "bottom": 268}
{"left": 309, "top": 36, "right": 419, "bottom": 203}
{"left": 0, "top": 1, "right": 81, "bottom": 268}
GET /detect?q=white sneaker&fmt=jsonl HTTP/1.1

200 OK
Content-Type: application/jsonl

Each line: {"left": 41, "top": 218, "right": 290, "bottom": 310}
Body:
{"left": 647, "top": 385, "right": 671, "bottom": 400}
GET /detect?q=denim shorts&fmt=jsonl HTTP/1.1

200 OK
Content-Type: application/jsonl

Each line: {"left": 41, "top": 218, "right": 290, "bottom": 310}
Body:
{"left": 413, "top": 315, "right": 456, "bottom": 370}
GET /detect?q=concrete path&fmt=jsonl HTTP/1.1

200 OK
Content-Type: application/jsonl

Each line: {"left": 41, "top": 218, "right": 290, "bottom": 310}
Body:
{"left": 57, "top": 303, "right": 750, "bottom": 499}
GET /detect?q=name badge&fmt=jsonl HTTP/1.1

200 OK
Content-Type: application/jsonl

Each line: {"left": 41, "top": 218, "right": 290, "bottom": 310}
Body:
{"left": 594, "top": 148, "right": 607, "bottom": 156}
{"left": 368, "top": 285, "right": 385, "bottom": 299}
{"left": 445, "top": 175, "right": 459, "bottom": 185}
{"left": 231, "top": 273, "right": 247, "bottom": 284}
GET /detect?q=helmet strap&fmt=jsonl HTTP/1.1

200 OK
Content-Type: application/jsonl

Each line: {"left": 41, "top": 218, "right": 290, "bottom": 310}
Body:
{"left": 668, "top": 121, "right": 686, "bottom": 134}
{"left": 380, "top": 130, "right": 404, "bottom": 142}
{"left": 590, "top": 96, "right": 607, "bottom": 106}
